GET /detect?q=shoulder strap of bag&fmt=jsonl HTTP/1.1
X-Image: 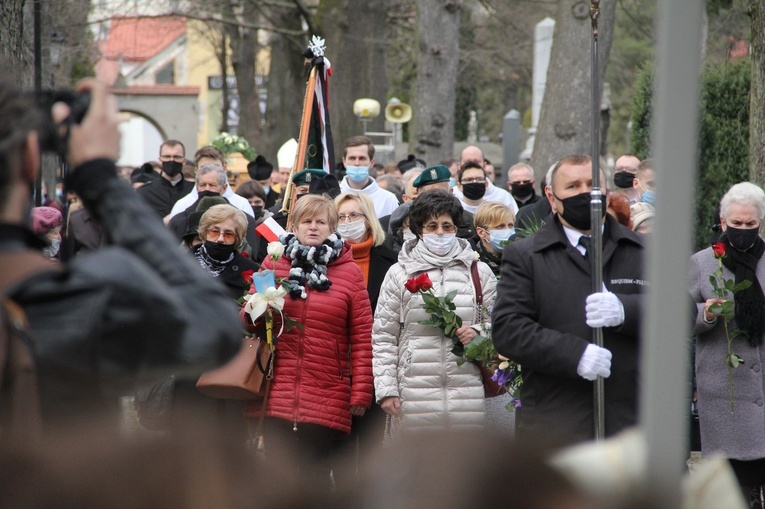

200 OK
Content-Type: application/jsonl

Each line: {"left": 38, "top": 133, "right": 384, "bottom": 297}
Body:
{"left": 470, "top": 261, "right": 483, "bottom": 306}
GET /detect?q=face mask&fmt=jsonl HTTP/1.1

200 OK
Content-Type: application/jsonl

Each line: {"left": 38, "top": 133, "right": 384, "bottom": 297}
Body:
{"left": 337, "top": 219, "right": 368, "bottom": 243}
{"left": 198, "top": 190, "right": 220, "bottom": 200}
{"left": 44, "top": 238, "right": 61, "bottom": 258}
{"left": 422, "top": 233, "right": 456, "bottom": 256}
{"left": 553, "top": 191, "right": 606, "bottom": 231}
{"left": 203, "top": 241, "right": 237, "bottom": 261}
{"left": 262, "top": 186, "right": 270, "bottom": 195}
{"left": 345, "top": 166, "right": 370, "bottom": 183}
{"left": 614, "top": 172, "right": 636, "bottom": 189}
{"left": 641, "top": 189, "right": 656, "bottom": 206}
{"left": 252, "top": 205, "right": 264, "bottom": 218}
{"left": 403, "top": 230, "right": 417, "bottom": 242}
{"left": 510, "top": 182, "right": 534, "bottom": 199}
{"left": 488, "top": 228, "right": 514, "bottom": 251}
{"left": 449, "top": 178, "right": 457, "bottom": 188}
{"left": 726, "top": 226, "right": 760, "bottom": 251}
{"left": 162, "top": 160, "right": 183, "bottom": 178}
{"left": 462, "top": 182, "right": 487, "bottom": 201}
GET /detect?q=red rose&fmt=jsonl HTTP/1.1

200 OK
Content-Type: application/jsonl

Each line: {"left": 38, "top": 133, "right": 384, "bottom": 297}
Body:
{"left": 415, "top": 272, "right": 432, "bottom": 292}
{"left": 241, "top": 269, "right": 255, "bottom": 285}
{"left": 712, "top": 242, "right": 726, "bottom": 259}
{"left": 404, "top": 276, "right": 420, "bottom": 294}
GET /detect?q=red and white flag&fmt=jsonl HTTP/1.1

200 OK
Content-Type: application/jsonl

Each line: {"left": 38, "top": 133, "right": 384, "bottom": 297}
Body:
{"left": 255, "top": 217, "right": 287, "bottom": 243}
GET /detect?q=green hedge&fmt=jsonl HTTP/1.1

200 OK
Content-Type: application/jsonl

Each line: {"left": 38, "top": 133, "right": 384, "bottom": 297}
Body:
{"left": 630, "top": 59, "right": 750, "bottom": 250}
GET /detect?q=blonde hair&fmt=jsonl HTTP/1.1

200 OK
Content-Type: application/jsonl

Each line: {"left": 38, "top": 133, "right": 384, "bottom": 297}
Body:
{"left": 289, "top": 194, "right": 338, "bottom": 232}
{"left": 334, "top": 192, "right": 386, "bottom": 246}
{"left": 198, "top": 204, "right": 248, "bottom": 244}
{"left": 474, "top": 201, "right": 514, "bottom": 230}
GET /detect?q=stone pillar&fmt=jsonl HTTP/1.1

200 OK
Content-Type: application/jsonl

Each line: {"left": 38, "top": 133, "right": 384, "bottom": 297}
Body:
{"left": 520, "top": 17, "right": 555, "bottom": 161}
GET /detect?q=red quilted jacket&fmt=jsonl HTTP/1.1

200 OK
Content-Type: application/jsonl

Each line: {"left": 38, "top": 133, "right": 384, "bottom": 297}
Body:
{"left": 241, "top": 245, "right": 373, "bottom": 434}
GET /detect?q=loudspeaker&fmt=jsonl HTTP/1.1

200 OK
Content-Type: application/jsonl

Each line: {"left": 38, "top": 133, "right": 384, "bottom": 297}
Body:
{"left": 385, "top": 102, "right": 412, "bottom": 123}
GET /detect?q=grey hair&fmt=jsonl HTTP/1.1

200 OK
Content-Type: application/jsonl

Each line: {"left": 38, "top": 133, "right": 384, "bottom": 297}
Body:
{"left": 508, "top": 162, "right": 534, "bottom": 177}
{"left": 196, "top": 164, "right": 228, "bottom": 187}
{"left": 720, "top": 182, "right": 765, "bottom": 220}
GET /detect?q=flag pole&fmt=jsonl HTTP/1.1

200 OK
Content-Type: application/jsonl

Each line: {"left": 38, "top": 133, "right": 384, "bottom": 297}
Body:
{"left": 589, "top": 0, "right": 606, "bottom": 442}
{"left": 280, "top": 64, "right": 319, "bottom": 223}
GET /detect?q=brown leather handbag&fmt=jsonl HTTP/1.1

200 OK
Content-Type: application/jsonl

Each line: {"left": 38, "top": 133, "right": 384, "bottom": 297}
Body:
{"left": 196, "top": 336, "right": 273, "bottom": 400}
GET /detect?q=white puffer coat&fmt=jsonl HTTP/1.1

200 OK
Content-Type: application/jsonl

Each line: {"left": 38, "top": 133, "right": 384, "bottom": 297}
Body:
{"left": 372, "top": 237, "right": 497, "bottom": 431}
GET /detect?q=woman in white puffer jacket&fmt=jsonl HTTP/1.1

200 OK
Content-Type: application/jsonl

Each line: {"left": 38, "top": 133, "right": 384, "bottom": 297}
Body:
{"left": 373, "top": 189, "right": 497, "bottom": 432}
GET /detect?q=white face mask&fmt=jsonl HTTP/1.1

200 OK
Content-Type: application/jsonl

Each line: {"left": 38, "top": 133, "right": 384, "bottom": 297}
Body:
{"left": 422, "top": 233, "right": 456, "bottom": 256}
{"left": 337, "top": 219, "right": 367, "bottom": 243}
{"left": 44, "top": 238, "right": 61, "bottom": 258}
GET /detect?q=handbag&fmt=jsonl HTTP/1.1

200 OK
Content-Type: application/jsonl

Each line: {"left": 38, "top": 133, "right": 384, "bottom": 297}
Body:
{"left": 470, "top": 261, "right": 504, "bottom": 398}
{"left": 196, "top": 335, "right": 273, "bottom": 400}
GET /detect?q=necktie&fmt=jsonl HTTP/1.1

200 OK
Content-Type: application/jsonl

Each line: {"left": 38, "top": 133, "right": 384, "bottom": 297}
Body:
{"left": 578, "top": 235, "right": 591, "bottom": 262}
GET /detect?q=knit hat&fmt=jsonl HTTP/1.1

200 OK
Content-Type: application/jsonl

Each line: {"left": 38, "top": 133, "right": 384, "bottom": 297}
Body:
{"left": 630, "top": 202, "right": 655, "bottom": 231}
{"left": 247, "top": 155, "right": 273, "bottom": 181}
{"left": 31, "top": 206, "right": 62, "bottom": 235}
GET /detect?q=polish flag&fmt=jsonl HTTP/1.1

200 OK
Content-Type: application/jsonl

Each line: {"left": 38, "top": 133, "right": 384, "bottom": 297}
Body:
{"left": 255, "top": 216, "right": 287, "bottom": 243}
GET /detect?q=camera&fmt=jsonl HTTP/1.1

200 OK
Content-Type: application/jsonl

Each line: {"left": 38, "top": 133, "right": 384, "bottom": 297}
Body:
{"left": 33, "top": 89, "right": 91, "bottom": 158}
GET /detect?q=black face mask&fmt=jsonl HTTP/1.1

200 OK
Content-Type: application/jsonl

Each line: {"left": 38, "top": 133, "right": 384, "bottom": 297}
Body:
{"left": 252, "top": 205, "right": 264, "bottom": 218}
{"left": 511, "top": 182, "right": 535, "bottom": 199}
{"left": 554, "top": 191, "right": 606, "bottom": 231}
{"left": 726, "top": 226, "right": 760, "bottom": 251}
{"left": 462, "top": 183, "right": 487, "bottom": 201}
{"left": 203, "top": 241, "right": 237, "bottom": 261}
{"left": 197, "top": 190, "right": 220, "bottom": 200}
{"left": 162, "top": 160, "right": 183, "bottom": 178}
{"left": 614, "top": 171, "right": 636, "bottom": 189}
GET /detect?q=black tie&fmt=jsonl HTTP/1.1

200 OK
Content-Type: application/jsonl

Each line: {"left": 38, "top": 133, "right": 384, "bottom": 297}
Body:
{"left": 578, "top": 236, "right": 591, "bottom": 262}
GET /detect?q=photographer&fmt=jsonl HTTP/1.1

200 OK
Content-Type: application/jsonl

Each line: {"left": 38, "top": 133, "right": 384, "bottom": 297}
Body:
{"left": 0, "top": 77, "right": 241, "bottom": 430}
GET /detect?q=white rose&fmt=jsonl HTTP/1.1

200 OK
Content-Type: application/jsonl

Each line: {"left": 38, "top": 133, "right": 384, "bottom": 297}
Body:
{"left": 267, "top": 242, "right": 285, "bottom": 261}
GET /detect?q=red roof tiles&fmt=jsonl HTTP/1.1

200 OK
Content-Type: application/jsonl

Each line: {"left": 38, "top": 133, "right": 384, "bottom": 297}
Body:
{"left": 101, "top": 16, "right": 186, "bottom": 62}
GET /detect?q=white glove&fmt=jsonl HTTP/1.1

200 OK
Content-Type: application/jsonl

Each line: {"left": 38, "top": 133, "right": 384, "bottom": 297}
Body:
{"left": 577, "top": 344, "right": 612, "bottom": 381}
{"left": 586, "top": 291, "right": 625, "bottom": 328}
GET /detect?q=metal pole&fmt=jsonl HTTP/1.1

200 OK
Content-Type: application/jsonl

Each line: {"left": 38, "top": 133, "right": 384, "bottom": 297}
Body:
{"left": 589, "top": 0, "right": 605, "bottom": 442}
{"left": 34, "top": 0, "right": 43, "bottom": 207}
{"left": 639, "top": 1, "right": 703, "bottom": 506}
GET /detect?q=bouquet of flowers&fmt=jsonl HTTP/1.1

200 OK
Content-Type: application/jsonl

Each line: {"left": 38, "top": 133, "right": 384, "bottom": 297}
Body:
{"left": 211, "top": 131, "right": 257, "bottom": 162}
{"left": 709, "top": 241, "right": 752, "bottom": 412}
{"left": 241, "top": 242, "right": 301, "bottom": 348}
{"left": 405, "top": 272, "right": 522, "bottom": 407}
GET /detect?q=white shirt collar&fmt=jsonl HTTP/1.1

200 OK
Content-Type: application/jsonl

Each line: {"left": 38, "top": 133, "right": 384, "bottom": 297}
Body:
{"left": 562, "top": 223, "right": 604, "bottom": 254}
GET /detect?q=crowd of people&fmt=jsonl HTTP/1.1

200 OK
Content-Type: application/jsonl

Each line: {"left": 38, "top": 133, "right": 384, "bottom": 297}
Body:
{"left": 2, "top": 75, "right": 765, "bottom": 507}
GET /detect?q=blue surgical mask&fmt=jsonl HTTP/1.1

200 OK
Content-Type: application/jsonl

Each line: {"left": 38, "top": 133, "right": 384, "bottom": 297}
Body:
{"left": 642, "top": 189, "right": 656, "bottom": 206}
{"left": 488, "top": 228, "right": 514, "bottom": 251}
{"left": 449, "top": 177, "right": 457, "bottom": 188}
{"left": 262, "top": 186, "right": 270, "bottom": 195}
{"left": 345, "top": 166, "right": 370, "bottom": 183}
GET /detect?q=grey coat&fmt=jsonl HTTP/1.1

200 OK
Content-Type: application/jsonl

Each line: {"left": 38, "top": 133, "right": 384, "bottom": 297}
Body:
{"left": 689, "top": 246, "right": 765, "bottom": 461}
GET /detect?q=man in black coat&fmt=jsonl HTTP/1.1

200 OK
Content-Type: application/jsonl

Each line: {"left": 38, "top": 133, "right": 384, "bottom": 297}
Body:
{"left": 492, "top": 154, "right": 646, "bottom": 448}
{"left": 136, "top": 140, "right": 195, "bottom": 219}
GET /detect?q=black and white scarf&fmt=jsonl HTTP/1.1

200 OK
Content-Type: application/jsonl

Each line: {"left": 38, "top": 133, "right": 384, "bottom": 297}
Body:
{"left": 282, "top": 232, "right": 344, "bottom": 299}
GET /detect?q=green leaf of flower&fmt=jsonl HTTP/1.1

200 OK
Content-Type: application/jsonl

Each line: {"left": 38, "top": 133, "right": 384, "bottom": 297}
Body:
{"left": 732, "top": 280, "right": 753, "bottom": 293}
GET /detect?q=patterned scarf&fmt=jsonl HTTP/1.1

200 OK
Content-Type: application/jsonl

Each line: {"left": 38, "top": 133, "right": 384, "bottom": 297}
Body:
{"left": 282, "top": 232, "right": 344, "bottom": 299}
{"left": 194, "top": 244, "right": 233, "bottom": 277}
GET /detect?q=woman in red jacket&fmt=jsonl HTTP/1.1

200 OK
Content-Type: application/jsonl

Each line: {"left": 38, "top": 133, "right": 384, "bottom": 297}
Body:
{"left": 242, "top": 194, "right": 373, "bottom": 493}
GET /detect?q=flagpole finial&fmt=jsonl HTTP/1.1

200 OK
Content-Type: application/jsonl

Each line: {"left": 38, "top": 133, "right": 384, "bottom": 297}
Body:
{"left": 308, "top": 35, "right": 326, "bottom": 58}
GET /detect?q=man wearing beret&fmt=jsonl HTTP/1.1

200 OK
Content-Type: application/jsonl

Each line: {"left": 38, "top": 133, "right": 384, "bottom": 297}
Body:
{"left": 338, "top": 136, "right": 399, "bottom": 218}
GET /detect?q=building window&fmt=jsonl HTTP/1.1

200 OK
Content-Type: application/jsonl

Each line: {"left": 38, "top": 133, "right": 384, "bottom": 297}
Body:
{"left": 156, "top": 61, "right": 175, "bottom": 85}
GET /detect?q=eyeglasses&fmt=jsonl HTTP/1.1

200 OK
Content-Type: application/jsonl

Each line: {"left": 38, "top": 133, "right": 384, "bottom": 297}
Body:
{"left": 615, "top": 167, "right": 637, "bottom": 173}
{"left": 510, "top": 180, "right": 532, "bottom": 186}
{"left": 206, "top": 228, "right": 237, "bottom": 243}
{"left": 461, "top": 177, "right": 486, "bottom": 184}
{"left": 338, "top": 212, "right": 365, "bottom": 223}
{"left": 423, "top": 222, "right": 456, "bottom": 234}
{"left": 159, "top": 155, "right": 185, "bottom": 162}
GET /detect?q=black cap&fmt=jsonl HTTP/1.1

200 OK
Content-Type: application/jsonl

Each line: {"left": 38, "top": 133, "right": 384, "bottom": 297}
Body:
{"left": 398, "top": 154, "right": 426, "bottom": 172}
{"left": 309, "top": 173, "right": 341, "bottom": 199}
{"left": 247, "top": 155, "right": 273, "bottom": 181}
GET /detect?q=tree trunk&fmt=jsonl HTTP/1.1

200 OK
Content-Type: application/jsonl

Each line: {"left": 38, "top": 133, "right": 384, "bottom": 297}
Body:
{"left": 225, "top": 3, "right": 260, "bottom": 156}
{"left": 262, "top": 6, "right": 305, "bottom": 163}
{"left": 1, "top": 0, "right": 29, "bottom": 86}
{"left": 530, "top": 0, "right": 616, "bottom": 180}
{"left": 315, "top": 0, "right": 389, "bottom": 161}
{"left": 750, "top": 0, "right": 765, "bottom": 185}
{"left": 411, "top": 0, "right": 461, "bottom": 165}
